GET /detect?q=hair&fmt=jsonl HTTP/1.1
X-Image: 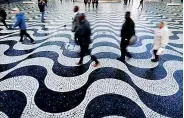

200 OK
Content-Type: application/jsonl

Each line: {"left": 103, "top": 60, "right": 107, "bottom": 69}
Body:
{"left": 74, "top": 6, "right": 79, "bottom": 11}
{"left": 12, "top": 8, "right": 20, "bottom": 12}
{"left": 125, "top": 11, "right": 131, "bottom": 18}
{"left": 79, "top": 13, "right": 85, "bottom": 20}
{"left": 160, "top": 21, "right": 166, "bottom": 26}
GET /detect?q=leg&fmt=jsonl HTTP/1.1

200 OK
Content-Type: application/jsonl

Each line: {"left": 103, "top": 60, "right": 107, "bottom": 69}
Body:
{"left": 96, "top": 1, "right": 98, "bottom": 8}
{"left": 78, "top": 45, "right": 88, "bottom": 64}
{"left": 152, "top": 50, "right": 159, "bottom": 62}
{"left": 138, "top": 3, "right": 141, "bottom": 8}
{"left": 24, "top": 30, "right": 34, "bottom": 42}
{"left": 141, "top": 2, "right": 143, "bottom": 10}
{"left": 119, "top": 43, "right": 127, "bottom": 61}
{"left": 20, "top": 30, "right": 24, "bottom": 42}
{"left": 1, "top": 19, "right": 8, "bottom": 28}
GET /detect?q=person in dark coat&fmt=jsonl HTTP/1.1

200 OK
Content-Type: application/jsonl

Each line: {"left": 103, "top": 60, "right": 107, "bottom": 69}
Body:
{"left": 0, "top": 8, "right": 8, "bottom": 29}
{"left": 117, "top": 11, "right": 135, "bottom": 62}
{"left": 12, "top": 8, "right": 35, "bottom": 44}
{"left": 75, "top": 13, "right": 100, "bottom": 67}
{"left": 38, "top": 0, "right": 46, "bottom": 22}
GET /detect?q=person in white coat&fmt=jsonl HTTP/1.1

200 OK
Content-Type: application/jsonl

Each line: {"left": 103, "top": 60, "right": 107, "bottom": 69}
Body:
{"left": 152, "top": 22, "right": 169, "bottom": 62}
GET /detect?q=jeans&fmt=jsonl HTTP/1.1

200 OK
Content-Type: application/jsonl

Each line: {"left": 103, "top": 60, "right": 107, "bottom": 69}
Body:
{"left": 41, "top": 11, "right": 45, "bottom": 22}
{"left": 120, "top": 39, "right": 132, "bottom": 61}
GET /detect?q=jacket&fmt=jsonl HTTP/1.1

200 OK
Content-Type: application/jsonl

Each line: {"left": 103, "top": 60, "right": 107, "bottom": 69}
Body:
{"left": 75, "top": 19, "right": 91, "bottom": 45}
{"left": 120, "top": 18, "right": 135, "bottom": 42}
{"left": 72, "top": 12, "right": 81, "bottom": 32}
{"left": 13, "top": 12, "right": 27, "bottom": 30}
{"left": 0, "top": 8, "right": 7, "bottom": 20}
{"left": 38, "top": 1, "right": 45, "bottom": 12}
{"left": 153, "top": 26, "right": 169, "bottom": 52}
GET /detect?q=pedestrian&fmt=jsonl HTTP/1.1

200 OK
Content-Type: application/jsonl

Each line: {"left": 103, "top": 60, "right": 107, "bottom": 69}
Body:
{"left": 151, "top": 22, "right": 169, "bottom": 62}
{"left": 92, "top": 0, "right": 98, "bottom": 8}
{"left": 72, "top": 6, "right": 81, "bottom": 44}
{"left": 137, "top": 0, "right": 143, "bottom": 10}
{"left": 12, "top": 8, "right": 35, "bottom": 44}
{"left": 38, "top": 0, "right": 46, "bottom": 22}
{"left": 75, "top": 13, "right": 100, "bottom": 67}
{"left": 117, "top": 11, "right": 135, "bottom": 62}
{"left": 0, "top": 8, "right": 8, "bottom": 29}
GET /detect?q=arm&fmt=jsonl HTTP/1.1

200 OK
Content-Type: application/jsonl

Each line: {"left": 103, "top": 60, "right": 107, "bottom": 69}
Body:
{"left": 13, "top": 17, "right": 21, "bottom": 28}
{"left": 120, "top": 24, "right": 125, "bottom": 37}
{"left": 161, "top": 29, "right": 169, "bottom": 48}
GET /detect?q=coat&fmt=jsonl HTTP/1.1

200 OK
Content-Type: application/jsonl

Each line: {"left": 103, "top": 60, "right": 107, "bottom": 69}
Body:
{"left": 152, "top": 26, "right": 169, "bottom": 55}
{"left": 13, "top": 12, "right": 27, "bottom": 30}
{"left": 120, "top": 18, "right": 135, "bottom": 42}
{"left": 38, "top": 1, "right": 45, "bottom": 12}
{"left": 75, "top": 19, "right": 91, "bottom": 45}
{"left": 72, "top": 12, "right": 81, "bottom": 32}
{"left": 0, "top": 8, "right": 7, "bottom": 20}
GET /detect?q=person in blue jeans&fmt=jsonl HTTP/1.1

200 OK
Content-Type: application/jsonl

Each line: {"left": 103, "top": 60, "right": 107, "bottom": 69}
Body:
{"left": 38, "top": 0, "right": 46, "bottom": 22}
{"left": 12, "top": 8, "right": 35, "bottom": 44}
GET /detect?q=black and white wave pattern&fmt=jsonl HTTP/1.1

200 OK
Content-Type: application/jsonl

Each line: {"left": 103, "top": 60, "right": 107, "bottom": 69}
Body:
{"left": 0, "top": 0, "right": 183, "bottom": 118}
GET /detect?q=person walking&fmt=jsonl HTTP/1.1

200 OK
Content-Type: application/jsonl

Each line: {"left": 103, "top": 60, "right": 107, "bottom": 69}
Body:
{"left": 137, "top": 0, "right": 143, "bottom": 10}
{"left": 12, "top": 8, "right": 35, "bottom": 44}
{"left": 117, "top": 11, "right": 135, "bottom": 62}
{"left": 151, "top": 22, "right": 169, "bottom": 62}
{"left": 92, "top": 0, "right": 98, "bottom": 8}
{"left": 38, "top": 0, "right": 46, "bottom": 22}
{"left": 75, "top": 13, "right": 100, "bottom": 67}
{"left": 0, "top": 8, "right": 8, "bottom": 29}
{"left": 72, "top": 6, "right": 81, "bottom": 44}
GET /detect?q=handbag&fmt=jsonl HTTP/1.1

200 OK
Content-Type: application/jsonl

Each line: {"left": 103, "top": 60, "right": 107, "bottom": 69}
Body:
{"left": 129, "top": 35, "right": 137, "bottom": 45}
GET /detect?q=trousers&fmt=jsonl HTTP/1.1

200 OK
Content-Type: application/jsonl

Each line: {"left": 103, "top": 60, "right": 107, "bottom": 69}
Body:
{"left": 20, "top": 30, "right": 34, "bottom": 42}
{"left": 79, "top": 44, "right": 98, "bottom": 64}
{"left": 120, "top": 39, "right": 132, "bottom": 61}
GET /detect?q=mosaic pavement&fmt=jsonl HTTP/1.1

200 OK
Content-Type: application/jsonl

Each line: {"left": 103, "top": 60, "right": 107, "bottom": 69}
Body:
{"left": 0, "top": 0, "right": 183, "bottom": 117}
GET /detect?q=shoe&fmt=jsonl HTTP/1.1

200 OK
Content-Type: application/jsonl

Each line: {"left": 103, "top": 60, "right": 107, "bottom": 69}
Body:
{"left": 151, "top": 59, "right": 159, "bottom": 62}
{"left": 31, "top": 41, "right": 36, "bottom": 44}
{"left": 117, "top": 57, "right": 125, "bottom": 63}
{"left": 19, "top": 40, "right": 23, "bottom": 42}
{"left": 76, "top": 62, "right": 83, "bottom": 65}
{"left": 127, "top": 54, "right": 132, "bottom": 58}
{"left": 93, "top": 62, "right": 100, "bottom": 67}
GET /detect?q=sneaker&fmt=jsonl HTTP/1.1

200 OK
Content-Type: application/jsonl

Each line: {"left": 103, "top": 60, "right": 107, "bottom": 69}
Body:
{"left": 31, "top": 41, "right": 36, "bottom": 44}
{"left": 151, "top": 59, "right": 159, "bottom": 62}
{"left": 93, "top": 62, "right": 100, "bottom": 67}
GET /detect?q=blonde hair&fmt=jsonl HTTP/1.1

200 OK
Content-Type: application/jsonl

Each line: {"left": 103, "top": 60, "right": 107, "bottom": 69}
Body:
{"left": 12, "top": 8, "right": 20, "bottom": 12}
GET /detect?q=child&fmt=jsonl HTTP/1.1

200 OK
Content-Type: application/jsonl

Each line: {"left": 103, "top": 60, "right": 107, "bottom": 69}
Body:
{"left": 12, "top": 8, "right": 35, "bottom": 44}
